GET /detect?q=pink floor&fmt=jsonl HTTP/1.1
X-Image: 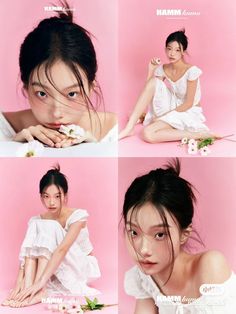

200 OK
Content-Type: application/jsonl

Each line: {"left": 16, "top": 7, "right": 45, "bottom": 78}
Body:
{"left": 119, "top": 123, "right": 236, "bottom": 157}
{"left": 0, "top": 288, "right": 117, "bottom": 314}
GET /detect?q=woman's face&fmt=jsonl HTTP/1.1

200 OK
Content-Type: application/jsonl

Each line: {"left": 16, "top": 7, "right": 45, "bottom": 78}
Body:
{"left": 41, "top": 184, "right": 66, "bottom": 214}
{"left": 26, "top": 59, "right": 91, "bottom": 129}
{"left": 125, "top": 202, "right": 183, "bottom": 277}
{"left": 165, "top": 41, "right": 184, "bottom": 63}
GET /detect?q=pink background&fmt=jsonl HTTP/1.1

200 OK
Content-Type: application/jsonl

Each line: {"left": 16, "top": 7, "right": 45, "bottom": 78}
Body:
{"left": 0, "top": 0, "right": 117, "bottom": 113}
{"left": 119, "top": 0, "right": 236, "bottom": 156}
{"left": 119, "top": 157, "right": 236, "bottom": 313}
{"left": 0, "top": 158, "right": 117, "bottom": 313}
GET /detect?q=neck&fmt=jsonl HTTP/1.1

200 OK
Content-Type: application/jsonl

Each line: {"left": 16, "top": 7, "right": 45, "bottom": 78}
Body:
{"left": 152, "top": 250, "right": 192, "bottom": 291}
{"left": 169, "top": 58, "right": 186, "bottom": 70}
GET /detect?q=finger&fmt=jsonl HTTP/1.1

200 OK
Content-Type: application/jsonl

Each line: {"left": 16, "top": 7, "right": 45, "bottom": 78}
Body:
{"left": 61, "top": 139, "right": 74, "bottom": 148}
{"left": 32, "top": 131, "right": 55, "bottom": 147}
{"left": 28, "top": 291, "right": 36, "bottom": 303}
{"left": 41, "top": 128, "right": 66, "bottom": 143}
{"left": 16, "top": 289, "right": 30, "bottom": 302}
{"left": 21, "top": 129, "right": 34, "bottom": 142}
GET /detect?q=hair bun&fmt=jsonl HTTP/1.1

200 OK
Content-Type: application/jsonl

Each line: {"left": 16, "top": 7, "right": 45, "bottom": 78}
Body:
{"left": 165, "top": 158, "right": 180, "bottom": 176}
{"left": 46, "top": 164, "right": 61, "bottom": 175}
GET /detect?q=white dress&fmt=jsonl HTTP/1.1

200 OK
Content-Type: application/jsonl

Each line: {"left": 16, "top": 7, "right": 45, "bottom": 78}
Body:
{"left": 19, "top": 209, "right": 101, "bottom": 296}
{"left": 0, "top": 111, "right": 118, "bottom": 142}
{"left": 144, "top": 65, "right": 209, "bottom": 132}
{"left": 125, "top": 266, "right": 236, "bottom": 314}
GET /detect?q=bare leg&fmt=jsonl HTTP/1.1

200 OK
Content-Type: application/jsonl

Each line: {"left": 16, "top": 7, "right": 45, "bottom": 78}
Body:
{"left": 34, "top": 256, "right": 48, "bottom": 282}
{"left": 22, "top": 257, "right": 37, "bottom": 289}
{"left": 12, "top": 256, "right": 49, "bottom": 308}
{"left": 7, "top": 257, "right": 37, "bottom": 307}
{"left": 142, "top": 120, "right": 216, "bottom": 143}
{"left": 1, "top": 267, "right": 24, "bottom": 306}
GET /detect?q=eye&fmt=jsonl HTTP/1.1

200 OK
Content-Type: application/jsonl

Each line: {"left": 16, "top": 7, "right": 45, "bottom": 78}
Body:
{"left": 68, "top": 91, "right": 78, "bottom": 99}
{"left": 36, "top": 91, "right": 47, "bottom": 98}
{"left": 127, "top": 229, "right": 138, "bottom": 238}
{"left": 155, "top": 232, "right": 166, "bottom": 240}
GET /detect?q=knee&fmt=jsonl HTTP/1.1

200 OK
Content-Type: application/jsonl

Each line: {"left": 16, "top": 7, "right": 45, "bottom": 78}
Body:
{"left": 141, "top": 127, "right": 156, "bottom": 143}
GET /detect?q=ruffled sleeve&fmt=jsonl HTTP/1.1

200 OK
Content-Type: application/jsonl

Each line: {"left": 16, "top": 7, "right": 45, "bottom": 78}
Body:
{"left": 67, "top": 209, "right": 89, "bottom": 227}
{"left": 154, "top": 65, "right": 164, "bottom": 78}
{"left": 27, "top": 215, "right": 40, "bottom": 226}
{"left": 124, "top": 266, "right": 152, "bottom": 299}
{"left": 0, "top": 111, "right": 16, "bottom": 140}
{"left": 187, "top": 66, "right": 202, "bottom": 81}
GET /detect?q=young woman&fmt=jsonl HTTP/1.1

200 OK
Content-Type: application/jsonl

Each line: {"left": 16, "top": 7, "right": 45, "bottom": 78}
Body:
{"left": 0, "top": 0, "right": 117, "bottom": 147}
{"left": 119, "top": 30, "right": 215, "bottom": 143}
{"left": 122, "top": 160, "right": 236, "bottom": 313}
{"left": 2, "top": 165, "right": 100, "bottom": 308}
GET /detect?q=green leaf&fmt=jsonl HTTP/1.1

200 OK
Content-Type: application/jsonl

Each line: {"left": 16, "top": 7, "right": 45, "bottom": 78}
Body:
{"left": 197, "top": 137, "right": 215, "bottom": 149}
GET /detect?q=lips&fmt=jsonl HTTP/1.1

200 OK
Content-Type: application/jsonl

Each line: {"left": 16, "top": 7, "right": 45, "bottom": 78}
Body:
{"left": 139, "top": 260, "right": 157, "bottom": 267}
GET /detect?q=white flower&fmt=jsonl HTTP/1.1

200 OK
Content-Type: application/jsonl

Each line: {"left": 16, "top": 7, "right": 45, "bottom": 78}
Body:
{"left": 181, "top": 137, "right": 188, "bottom": 145}
{"left": 155, "top": 58, "right": 161, "bottom": 64}
{"left": 188, "top": 146, "right": 198, "bottom": 155}
{"left": 200, "top": 146, "right": 211, "bottom": 156}
{"left": 59, "top": 124, "right": 85, "bottom": 139}
{"left": 58, "top": 303, "right": 69, "bottom": 312}
{"left": 16, "top": 140, "right": 44, "bottom": 157}
{"left": 188, "top": 139, "right": 197, "bottom": 147}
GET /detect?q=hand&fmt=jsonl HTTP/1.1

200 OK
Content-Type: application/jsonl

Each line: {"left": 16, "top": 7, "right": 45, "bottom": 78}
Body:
{"left": 16, "top": 279, "right": 45, "bottom": 303}
{"left": 119, "top": 126, "right": 135, "bottom": 140}
{"left": 13, "top": 125, "right": 66, "bottom": 147}
{"left": 55, "top": 130, "right": 97, "bottom": 148}
{"left": 148, "top": 57, "right": 161, "bottom": 78}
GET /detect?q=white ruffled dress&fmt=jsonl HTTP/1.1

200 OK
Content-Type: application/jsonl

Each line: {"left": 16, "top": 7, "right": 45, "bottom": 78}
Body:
{"left": 125, "top": 266, "right": 236, "bottom": 314}
{"left": 19, "top": 209, "right": 101, "bottom": 296}
{"left": 144, "top": 65, "right": 209, "bottom": 132}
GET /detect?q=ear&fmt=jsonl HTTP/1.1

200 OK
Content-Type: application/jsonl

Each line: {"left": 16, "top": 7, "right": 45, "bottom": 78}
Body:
{"left": 64, "top": 194, "right": 68, "bottom": 204}
{"left": 180, "top": 224, "right": 192, "bottom": 245}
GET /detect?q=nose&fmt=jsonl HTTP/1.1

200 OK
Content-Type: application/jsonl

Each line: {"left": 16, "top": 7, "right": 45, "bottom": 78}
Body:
{"left": 51, "top": 100, "right": 64, "bottom": 119}
{"left": 49, "top": 198, "right": 55, "bottom": 206}
{"left": 140, "top": 236, "right": 152, "bottom": 257}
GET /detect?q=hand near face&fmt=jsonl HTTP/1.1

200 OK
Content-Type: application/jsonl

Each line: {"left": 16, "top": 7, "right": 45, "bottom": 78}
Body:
{"left": 55, "top": 130, "right": 97, "bottom": 148}
{"left": 148, "top": 57, "right": 161, "bottom": 77}
{"left": 13, "top": 125, "right": 66, "bottom": 147}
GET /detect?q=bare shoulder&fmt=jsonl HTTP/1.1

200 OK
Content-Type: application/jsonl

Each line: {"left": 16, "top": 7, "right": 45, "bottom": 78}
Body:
{"left": 196, "top": 250, "right": 231, "bottom": 284}
{"left": 135, "top": 298, "right": 158, "bottom": 314}
{"left": 3, "top": 109, "right": 37, "bottom": 131}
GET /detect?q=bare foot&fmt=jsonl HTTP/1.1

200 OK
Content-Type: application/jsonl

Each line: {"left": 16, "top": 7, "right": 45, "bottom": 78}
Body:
{"left": 9, "top": 289, "right": 46, "bottom": 308}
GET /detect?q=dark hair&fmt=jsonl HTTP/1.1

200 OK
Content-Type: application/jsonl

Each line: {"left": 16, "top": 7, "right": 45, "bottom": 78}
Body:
{"left": 19, "top": 0, "right": 103, "bottom": 118}
{"left": 40, "top": 164, "right": 68, "bottom": 195}
{"left": 166, "top": 29, "right": 188, "bottom": 51}
{"left": 122, "top": 159, "right": 202, "bottom": 285}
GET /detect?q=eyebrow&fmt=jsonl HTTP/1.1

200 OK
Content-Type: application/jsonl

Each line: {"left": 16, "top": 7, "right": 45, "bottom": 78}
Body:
{"left": 126, "top": 221, "right": 170, "bottom": 229}
{"left": 42, "top": 192, "right": 61, "bottom": 195}
{"left": 31, "top": 82, "right": 81, "bottom": 91}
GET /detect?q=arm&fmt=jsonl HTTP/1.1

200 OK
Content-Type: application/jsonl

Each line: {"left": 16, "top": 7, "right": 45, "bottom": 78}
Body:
{"left": 146, "top": 58, "right": 162, "bottom": 81}
{"left": 18, "top": 220, "right": 86, "bottom": 301}
{"left": 134, "top": 299, "right": 159, "bottom": 314}
{"left": 119, "top": 78, "right": 156, "bottom": 139}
